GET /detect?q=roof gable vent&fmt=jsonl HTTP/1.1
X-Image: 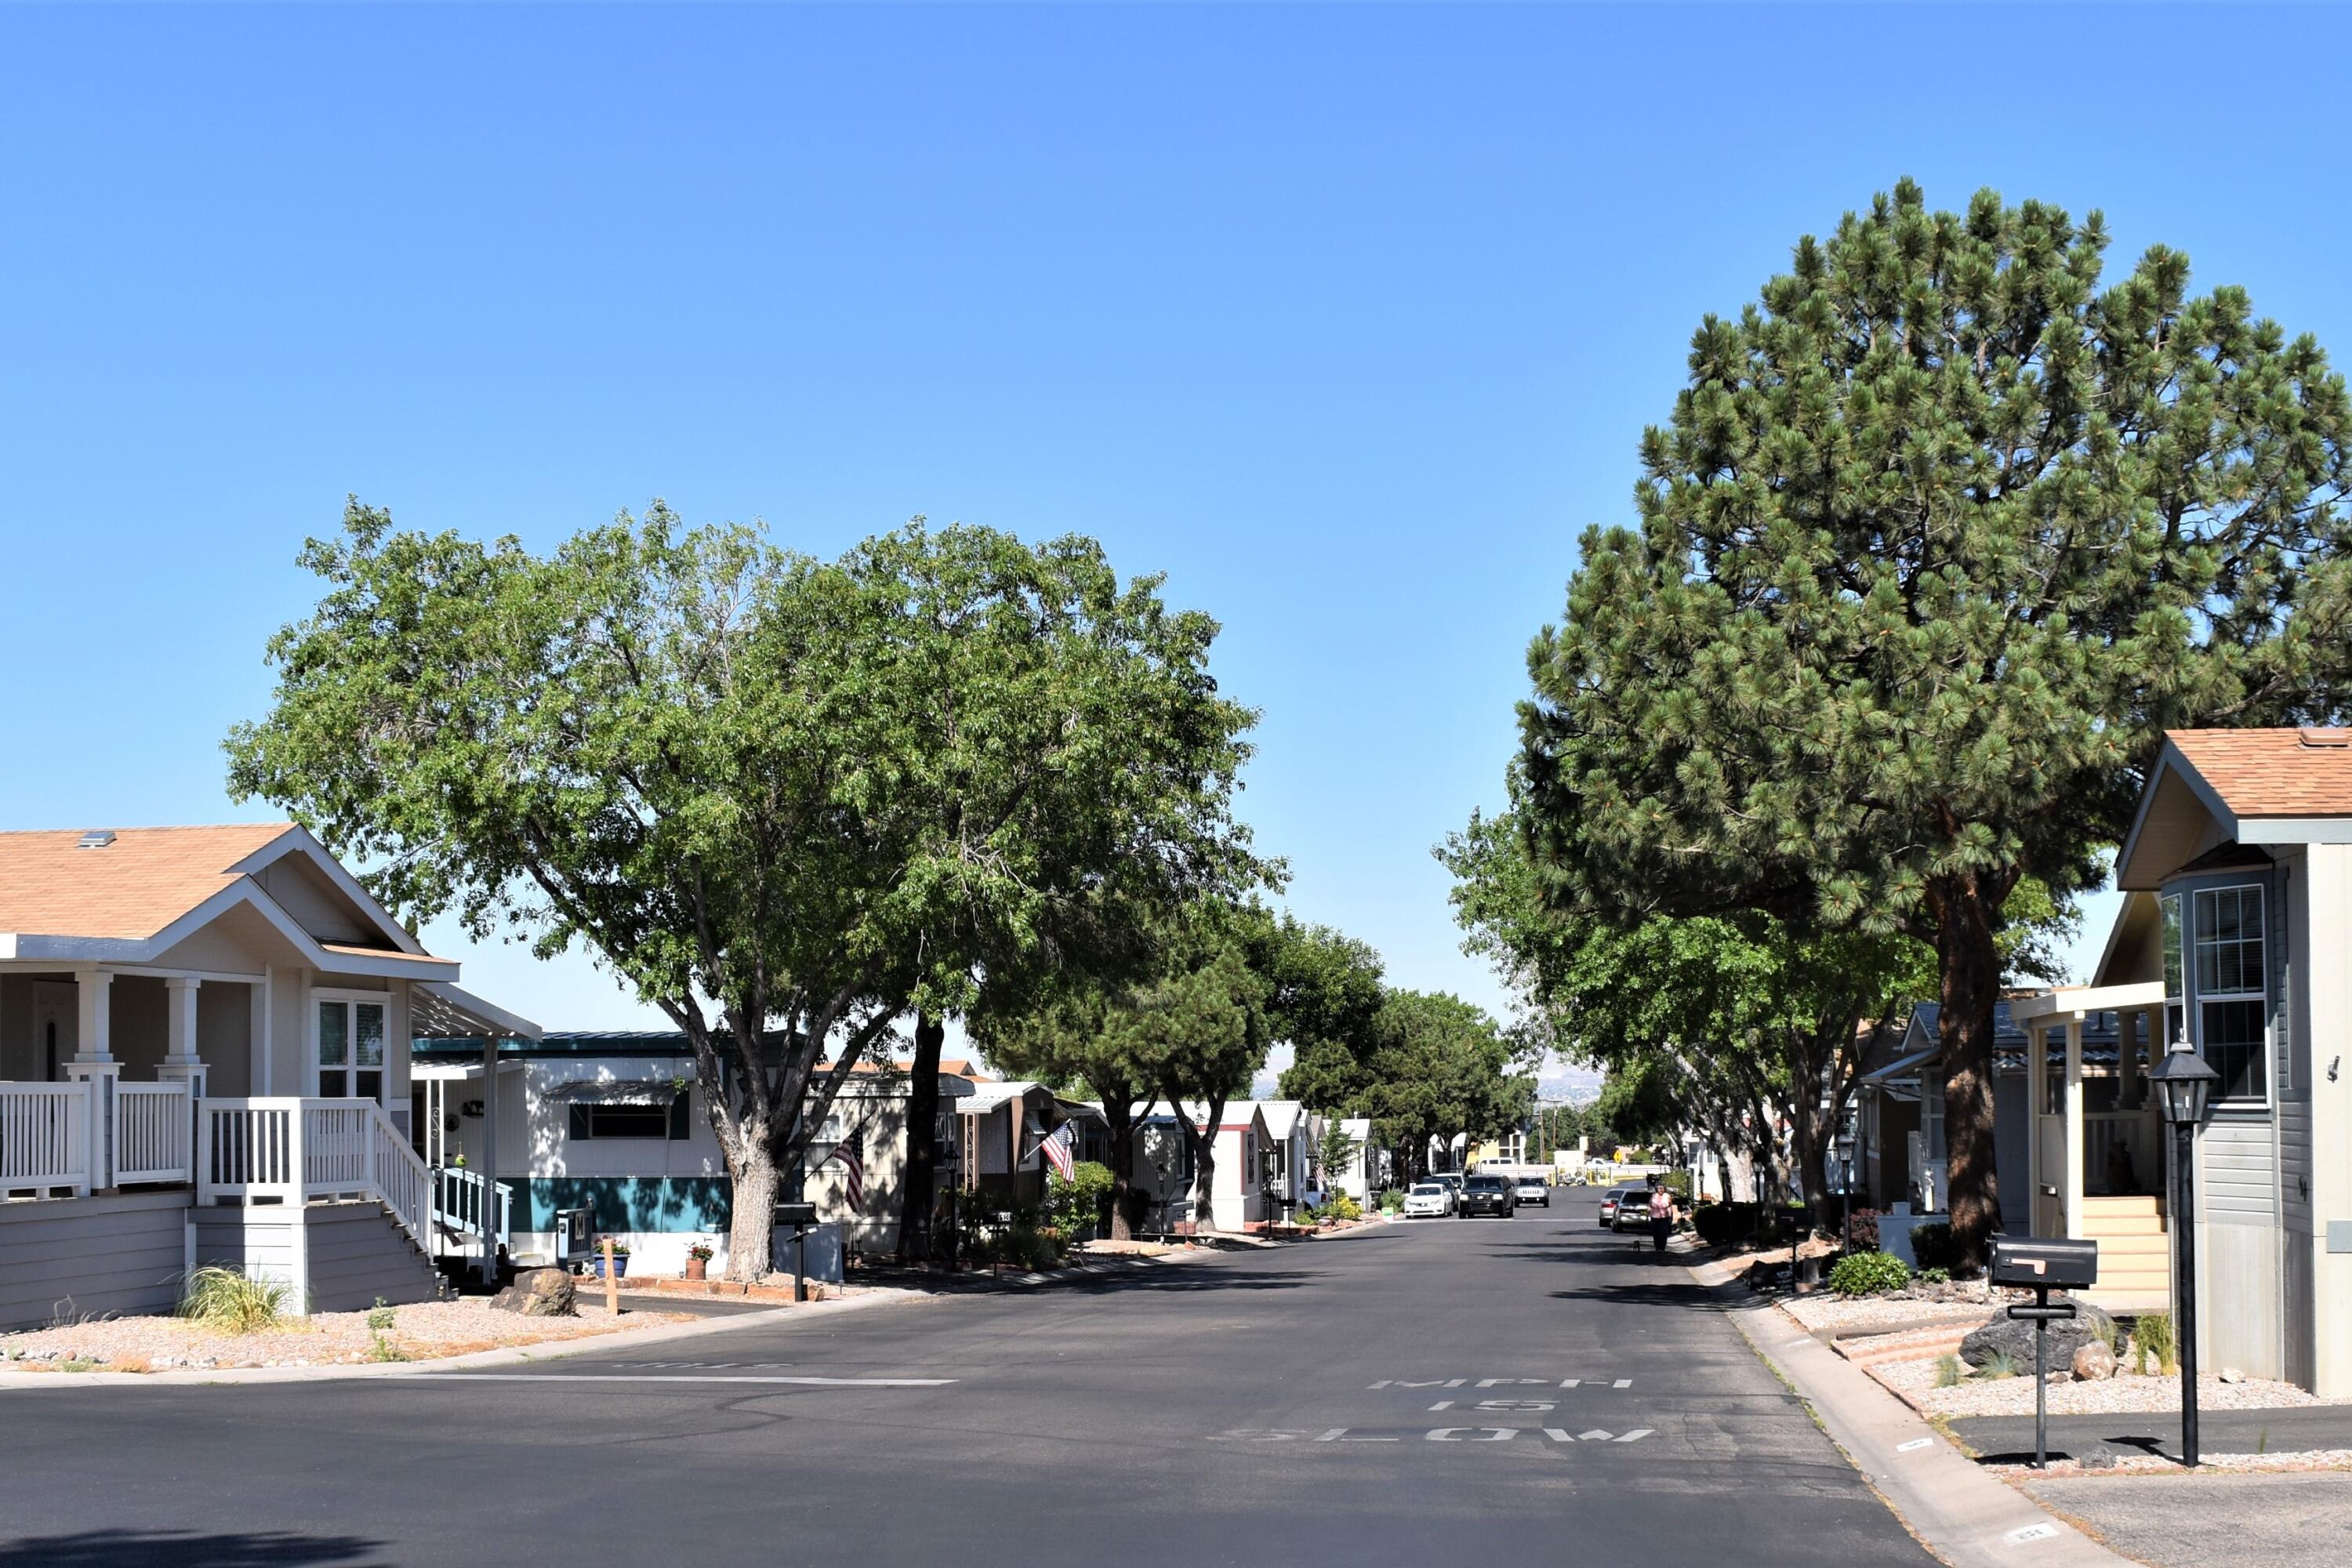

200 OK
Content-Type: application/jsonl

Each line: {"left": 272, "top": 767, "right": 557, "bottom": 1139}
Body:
{"left": 76, "top": 829, "right": 117, "bottom": 849}
{"left": 2298, "top": 726, "right": 2351, "bottom": 748}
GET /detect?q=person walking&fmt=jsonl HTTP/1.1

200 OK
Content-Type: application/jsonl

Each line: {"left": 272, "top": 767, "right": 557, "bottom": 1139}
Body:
{"left": 1645, "top": 1177, "right": 1677, "bottom": 1256}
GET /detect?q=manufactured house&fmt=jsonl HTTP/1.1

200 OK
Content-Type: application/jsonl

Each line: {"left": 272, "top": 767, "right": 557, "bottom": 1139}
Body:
{"left": 0, "top": 825, "right": 529, "bottom": 1329}
{"left": 2005, "top": 728, "right": 2352, "bottom": 1396}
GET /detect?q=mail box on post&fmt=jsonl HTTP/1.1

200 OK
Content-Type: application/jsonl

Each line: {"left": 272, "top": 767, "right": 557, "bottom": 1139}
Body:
{"left": 1991, "top": 1236, "right": 2099, "bottom": 1292}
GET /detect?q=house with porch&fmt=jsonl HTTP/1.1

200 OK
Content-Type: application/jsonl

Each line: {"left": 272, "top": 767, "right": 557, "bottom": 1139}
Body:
{"left": 0, "top": 824, "right": 530, "bottom": 1329}
{"left": 2004, "top": 728, "right": 2352, "bottom": 1397}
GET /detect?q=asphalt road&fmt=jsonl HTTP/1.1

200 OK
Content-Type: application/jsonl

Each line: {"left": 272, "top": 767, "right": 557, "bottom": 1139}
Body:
{"left": 0, "top": 1191, "right": 1931, "bottom": 1567}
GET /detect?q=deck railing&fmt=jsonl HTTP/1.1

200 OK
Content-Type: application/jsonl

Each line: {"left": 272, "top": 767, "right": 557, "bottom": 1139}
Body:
{"left": 112, "top": 1080, "right": 193, "bottom": 1185}
{"left": 430, "top": 1165, "right": 514, "bottom": 1256}
{"left": 0, "top": 1080, "right": 91, "bottom": 1196}
{"left": 198, "top": 1097, "right": 433, "bottom": 1252}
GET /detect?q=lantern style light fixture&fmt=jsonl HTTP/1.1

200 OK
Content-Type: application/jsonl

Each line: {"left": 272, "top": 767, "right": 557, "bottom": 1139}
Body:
{"left": 1834, "top": 1128, "right": 1859, "bottom": 1252}
{"left": 2147, "top": 1036, "right": 2220, "bottom": 1467}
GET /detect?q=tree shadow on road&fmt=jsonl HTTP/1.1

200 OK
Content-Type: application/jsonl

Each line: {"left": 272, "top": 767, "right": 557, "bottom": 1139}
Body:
{"left": 1069, "top": 1269, "right": 1311, "bottom": 1296}
{"left": 0, "top": 1531, "right": 385, "bottom": 1568}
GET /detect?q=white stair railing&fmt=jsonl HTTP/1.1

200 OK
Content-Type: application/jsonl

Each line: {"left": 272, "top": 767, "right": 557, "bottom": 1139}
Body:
{"left": 0, "top": 1080, "right": 90, "bottom": 1196}
{"left": 431, "top": 1165, "right": 515, "bottom": 1256}
{"left": 112, "top": 1081, "right": 192, "bottom": 1185}
{"left": 198, "top": 1097, "right": 434, "bottom": 1254}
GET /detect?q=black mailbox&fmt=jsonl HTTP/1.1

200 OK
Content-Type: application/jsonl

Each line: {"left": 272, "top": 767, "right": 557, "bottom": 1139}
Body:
{"left": 773, "top": 1202, "right": 818, "bottom": 1227}
{"left": 1991, "top": 1237, "right": 2099, "bottom": 1291}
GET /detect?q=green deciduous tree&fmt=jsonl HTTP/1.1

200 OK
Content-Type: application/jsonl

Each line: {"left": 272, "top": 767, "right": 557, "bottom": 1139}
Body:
{"left": 227, "top": 503, "right": 1258, "bottom": 1279}
{"left": 1352, "top": 989, "right": 1533, "bottom": 1183}
{"left": 1515, "top": 180, "right": 2352, "bottom": 1266}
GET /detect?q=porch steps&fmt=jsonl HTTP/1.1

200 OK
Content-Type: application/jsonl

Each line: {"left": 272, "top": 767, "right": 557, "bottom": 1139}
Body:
{"left": 2078, "top": 1196, "right": 2169, "bottom": 1312}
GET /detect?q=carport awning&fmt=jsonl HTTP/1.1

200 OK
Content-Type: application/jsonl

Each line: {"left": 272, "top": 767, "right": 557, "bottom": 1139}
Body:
{"left": 412, "top": 982, "right": 542, "bottom": 1041}
{"left": 1860, "top": 1046, "right": 1939, "bottom": 1086}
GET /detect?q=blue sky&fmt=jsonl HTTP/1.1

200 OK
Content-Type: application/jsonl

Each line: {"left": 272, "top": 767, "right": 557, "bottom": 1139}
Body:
{"left": 3, "top": 2, "right": 2343, "bottom": 1039}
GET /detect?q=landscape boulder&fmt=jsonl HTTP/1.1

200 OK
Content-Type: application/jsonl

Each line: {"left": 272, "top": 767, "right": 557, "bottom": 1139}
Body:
{"left": 1958, "top": 1298, "right": 2114, "bottom": 1373}
{"left": 490, "top": 1267, "right": 578, "bottom": 1317}
{"left": 2071, "top": 1341, "right": 2118, "bottom": 1381}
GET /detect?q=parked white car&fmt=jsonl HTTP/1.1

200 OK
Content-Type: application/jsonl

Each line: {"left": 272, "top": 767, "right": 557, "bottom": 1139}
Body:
{"left": 1402, "top": 1181, "right": 1450, "bottom": 1218}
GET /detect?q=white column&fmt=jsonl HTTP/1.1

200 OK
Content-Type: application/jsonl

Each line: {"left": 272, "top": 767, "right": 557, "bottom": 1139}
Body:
{"left": 249, "top": 971, "right": 271, "bottom": 1097}
{"left": 2026, "top": 1019, "right": 2043, "bottom": 1232}
{"left": 478, "top": 1036, "right": 501, "bottom": 1287}
{"left": 64, "top": 970, "right": 119, "bottom": 1191}
{"left": 2063, "top": 1015, "right": 2085, "bottom": 1241}
{"left": 158, "top": 978, "right": 207, "bottom": 1092}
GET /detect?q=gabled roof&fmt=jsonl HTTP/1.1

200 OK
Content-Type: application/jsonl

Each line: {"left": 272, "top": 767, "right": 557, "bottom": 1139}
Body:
{"left": 0, "top": 822, "right": 455, "bottom": 978}
{"left": 2116, "top": 728, "right": 2352, "bottom": 887}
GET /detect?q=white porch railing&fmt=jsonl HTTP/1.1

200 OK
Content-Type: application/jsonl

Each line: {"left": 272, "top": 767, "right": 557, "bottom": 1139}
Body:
{"left": 112, "top": 1080, "right": 193, "bottom": 1185}
{"left": 1, "top": 1080, "right": 90, "bottom": 1196}
{"left": 431, "top": 1165, "right": 514, "bottom": 1256}
{"left": 198, "top": 1098, "right": 434, "bottom": 1253}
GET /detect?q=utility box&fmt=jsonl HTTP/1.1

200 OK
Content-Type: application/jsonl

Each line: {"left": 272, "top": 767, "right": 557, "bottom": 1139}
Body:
{"left": 1991, "top": 1236, "right": 2099, "bottom": 1291}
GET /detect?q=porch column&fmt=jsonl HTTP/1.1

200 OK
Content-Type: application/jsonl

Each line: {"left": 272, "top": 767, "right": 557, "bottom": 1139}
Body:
{"left": 157, "top": 978, "right": 208, "bottom": 1097}
{"left": 2118, "top": 1009, "right": 2140, "bottom": 1108}
{"left": 2063, "top": 1015, "right": 2085, "bottom": 1241}
{"left": 478, "top": 1035, "right": 500, "bottom": 1287}
{"left": 63, "top": 970, "right": 120, "bottom": 1190}
{"left": 2026, "top": 1019, "right": 2043, "bottom": 1232}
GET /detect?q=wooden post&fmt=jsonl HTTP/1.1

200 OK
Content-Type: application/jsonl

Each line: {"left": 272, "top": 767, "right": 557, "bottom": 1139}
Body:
{"left": 602, "top": 1237, "right": 619, "bottom": 1316}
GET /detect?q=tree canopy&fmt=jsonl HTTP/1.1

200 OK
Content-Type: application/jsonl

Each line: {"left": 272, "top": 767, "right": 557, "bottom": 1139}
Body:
{"left": 1513, "top": 180, "right": 2352, "bottom": 1264}
{"left": 227, "top": 501, "right": 1261, "bottom": 1276}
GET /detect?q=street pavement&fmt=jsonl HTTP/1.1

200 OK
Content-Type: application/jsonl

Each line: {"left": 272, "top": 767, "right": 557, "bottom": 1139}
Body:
{"left": 0, "top": 1191, "right": 1932, "bottom": 1566}
{"left": 2024, "top": 1471, "right": 2352, "bottom": 1568}
{"left": 1953, "top": 1402, "right": 2352, "bottom": 1465}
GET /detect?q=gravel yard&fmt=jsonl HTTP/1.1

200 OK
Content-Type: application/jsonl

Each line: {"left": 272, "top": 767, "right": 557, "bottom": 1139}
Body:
{"left": 1874, "top": 1351, "right": 2321, "bottom": 1418}
{"left": 0, "top": 1298, "right": 691, "bottom": 1372}
{"left": 1782, "top": 1292, "right": 1998, "bottom": 1336}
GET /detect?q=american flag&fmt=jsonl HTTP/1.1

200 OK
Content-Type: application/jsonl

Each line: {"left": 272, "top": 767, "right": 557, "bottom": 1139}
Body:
{"left": 825, "top": 1130, "right": 865, "bottom": 1212}
{"left": 1038, "top": 1123, "right": 1076, "bottom": 1182}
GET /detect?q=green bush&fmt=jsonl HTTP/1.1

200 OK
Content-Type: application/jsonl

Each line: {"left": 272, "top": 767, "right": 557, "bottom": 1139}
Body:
{"left": 1828, "top": 1250, "right": 1912, "bottom": 1298}
{"left": 2134, "top": 1310, "right": 2177, "bottom": 1375}
{"left": 1918, "top": 1267, "right": 1951, "bottom": 1286}
{"left": 1322, "top": 1192, "right": 1362, "bottom": 1221}
{"left": 1045, "top": 1161, "right": 1116, "bottom": 1239}
{"left": 178, "top": 1265, "right": 290, "bottom": 1333}
{"left": 1659, "top": 1170, "right": 1693, "bottom": 1202}
{"left": 1377, "top": 1188, "right": 1405, "bottom": 1213}
{"left": 1976, "top": 1348, "right": 2022, "bottom": 1381}
{"left": 1908, "top": 1222, "right": 1959, "bottom": 1275}
{"left": 1933, "top": 1353, "right": 1965, "bottom": 1388}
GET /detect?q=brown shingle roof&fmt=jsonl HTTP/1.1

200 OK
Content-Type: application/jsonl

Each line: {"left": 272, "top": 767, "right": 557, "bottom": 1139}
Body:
{"left": 0, "top": 824, "right": 298, "bottom": 940}
{"left": 2169, "top": 728, "right": 2352, "bottom": 818}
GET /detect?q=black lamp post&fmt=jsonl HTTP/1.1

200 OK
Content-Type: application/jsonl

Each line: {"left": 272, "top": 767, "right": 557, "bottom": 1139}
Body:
{"left": 2148, "top": 1036, "right": 2219, "bottom": 1468}
{"left": 1834, "top": 1129, "right": 1857, "bottom": 1253}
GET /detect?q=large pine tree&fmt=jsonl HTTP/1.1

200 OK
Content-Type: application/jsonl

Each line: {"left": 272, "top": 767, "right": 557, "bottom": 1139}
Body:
{"left": 1517, "top": 180, "right": 2352, "bottom": 1266}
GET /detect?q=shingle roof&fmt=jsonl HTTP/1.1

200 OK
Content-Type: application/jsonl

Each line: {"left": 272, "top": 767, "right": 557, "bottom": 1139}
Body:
{"left": 0, "top": 824, "right": 297, "bottom": 940}
{"left": 2169, "top": 728, "right": 2352, "bottom": 818}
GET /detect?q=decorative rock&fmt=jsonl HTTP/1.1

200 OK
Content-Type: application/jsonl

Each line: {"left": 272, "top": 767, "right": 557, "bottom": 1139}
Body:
{"left": 1959, "top": 1298, "right": 2117, "bottom": 1373}
{"left": 2071, "top": 1342, "right": 2118, "bottom": 1381}
{"left": 2219, "top": 1366, "right": 2245, "bottom": 1385}
{"left": 2045, "top": 1370, "right": 2072, "bottom": 1384}
{"left": 490, "top": 1267, "right": 579, "bottom": 1318}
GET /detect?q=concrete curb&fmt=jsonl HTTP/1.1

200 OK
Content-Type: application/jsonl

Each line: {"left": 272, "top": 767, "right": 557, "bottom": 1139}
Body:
{"left": 0, "top": 1286, "right": 931, "bottom": 1392}
{"left": 1692, "top": 1257, "right": 2133, "bottom": 1568}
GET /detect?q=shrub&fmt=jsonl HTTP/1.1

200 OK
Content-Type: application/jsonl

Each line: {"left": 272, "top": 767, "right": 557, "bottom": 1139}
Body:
{"left": 179, "top": 1265, "right": 290, "bottom": 1333}
{"left": 1846, "top": 1208, "right": 1883, "bottom": 1250}
{"left": 1693, "top": 1201, "right": 1764, "bottom": 1247}
{"left": 365, "top": 1297, "right": 397, "bottom": 1333}
{"left": 1918, "top": 1267, "right": 1951, "bottom": 1286}
{"left": 2135, "top": 1310, "right": 2177, "bottom": 1375}
{"left": 1933, "top": 1353, "right": 1965, "bottom": 1388}
{"left": 1659, "top": 1170, "right": 1693, "bottom": 1202}
{"left": 1976, "top": 1348, "right": 2021, "bottom": 1381}
{"left": 1322, "top": 1192, "right": 1362, "bottom": 1222}
{"left": 1908, "top": 1222, "right": 1959, "bottom": 1275}
{"left": 1377, "top": 1188, "right": 1406, "bottom": 1213}
{"left": 1045, "top": 1161, "right": 1116, "bottom": 1239}
{"left": 1828, "top": 1250, "right": 1912, "bottom": 1298}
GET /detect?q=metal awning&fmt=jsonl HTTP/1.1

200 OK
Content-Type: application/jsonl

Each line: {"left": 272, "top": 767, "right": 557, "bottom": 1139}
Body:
{"left": 412, "top": 982, "right": 542, "bottom": 1041}
{"left": 1860, "top": 1045, "right": 1940, "bottom": 1087}
{"left": 547, "top": 1078, "right": 684, "bottom": 1105}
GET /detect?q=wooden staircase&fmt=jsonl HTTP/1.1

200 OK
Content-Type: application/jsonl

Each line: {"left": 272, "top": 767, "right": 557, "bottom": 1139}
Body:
{"left": 2077, "top": 1195, "right": 2170, "bottom": 1312}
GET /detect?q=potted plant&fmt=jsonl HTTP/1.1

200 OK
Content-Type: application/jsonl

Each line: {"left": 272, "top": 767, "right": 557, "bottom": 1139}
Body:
{"left": 684, "top": 1240, "right": 714, "bottom": 1281}
{"left": 589, "top": 1240, "right": 630, "bottom": 1278}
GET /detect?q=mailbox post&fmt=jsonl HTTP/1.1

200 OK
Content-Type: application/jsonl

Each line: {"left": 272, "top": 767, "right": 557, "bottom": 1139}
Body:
{"left": 774, "top": 1202, "right": 818, "bottom": 1302}
{"left": 1991, "top": 1237, "right": 2099, "bottom": 1468}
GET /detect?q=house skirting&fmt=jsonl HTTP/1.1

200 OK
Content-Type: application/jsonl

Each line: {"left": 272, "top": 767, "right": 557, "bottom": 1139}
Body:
{"left": 0, "top": 1190, "right": 191, "bottom": 1331}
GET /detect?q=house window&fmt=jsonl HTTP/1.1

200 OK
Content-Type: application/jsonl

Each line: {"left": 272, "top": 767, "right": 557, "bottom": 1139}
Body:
{"left": 568, "top": 1098, "right": 691, "bottom": 1140}
{"left": 2191, "top": 884, "right": 2267, "bottom": 1103}
{"left": 316, "top": 996, "right": 387, "bottom": 1103}
{"left": 2161, "top": 892, "right": 2185, "bottom": 1047}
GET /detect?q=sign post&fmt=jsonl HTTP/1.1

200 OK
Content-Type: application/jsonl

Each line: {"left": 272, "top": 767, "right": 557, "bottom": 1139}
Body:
{"left": 774, "top": 1202, "right": 817, "bottom": 1303}
{"left": 1991, "top": 1237, "right": 2100, "bottom": 1469}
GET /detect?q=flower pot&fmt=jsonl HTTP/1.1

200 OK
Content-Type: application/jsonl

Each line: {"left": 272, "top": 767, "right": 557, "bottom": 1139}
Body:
{"left": 684, "top": 1256, "right": 708, "bottom": 1281}
{"left": 590, "top": 1255, "right": 630, "bottom": 1278}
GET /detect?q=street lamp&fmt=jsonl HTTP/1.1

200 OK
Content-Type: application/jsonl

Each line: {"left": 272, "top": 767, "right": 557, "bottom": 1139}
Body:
{"left": 1834, "top": 1129, "right": 1857, "bottom": 1253}
{"left": 2148, "top": 1036, "right": 2220, "bottom": 1468}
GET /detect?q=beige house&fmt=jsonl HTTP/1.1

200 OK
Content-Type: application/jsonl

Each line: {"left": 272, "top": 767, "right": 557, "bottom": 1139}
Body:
{"left": 2012, "top": 729, "right": 2352, "bottom": 1396}
{"left": 0, "top": 824, "right": 530, "bottom": 1328}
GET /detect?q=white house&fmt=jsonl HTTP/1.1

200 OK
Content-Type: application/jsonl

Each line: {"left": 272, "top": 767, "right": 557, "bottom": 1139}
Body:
{"left": 0, "top": 824, "right": 532, "bottom": 1327}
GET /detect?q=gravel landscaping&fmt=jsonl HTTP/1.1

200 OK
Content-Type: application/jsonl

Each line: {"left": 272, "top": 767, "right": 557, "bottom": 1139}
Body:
{"left": 0, "top": 1298, "right": 692, "bottom": 1372}
{"left": 1782, "top": 1291, "right": 1998, "bottom": 1336}
{"left": 1874, "top": 1352, "right": 2321, "bottom": 1418}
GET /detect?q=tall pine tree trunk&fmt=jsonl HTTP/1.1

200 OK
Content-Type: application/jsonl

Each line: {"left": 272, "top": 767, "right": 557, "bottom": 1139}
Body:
{"left": 725, "top": 1132, "right": 779, "bottom": 1283}
{"left": 898, "top": 1013, "right": 945, "bottom": 1264}
{"left": 1933, "top": 877, "right": 2004, "bottom": 1275}
{"left": 1101, "top": 1098, "right": 1139, "bottom": 1242}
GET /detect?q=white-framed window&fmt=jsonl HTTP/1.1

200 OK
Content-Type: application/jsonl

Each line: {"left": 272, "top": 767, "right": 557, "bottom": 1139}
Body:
{"left": 314, "top": 991, "right": 390, "bottom": 1104}
{"left": 2160, "top": 891, "right": 2185, "bottom": 1048}
{"left": 2191, "top": 884, "right": 2267, "bottom": 1104}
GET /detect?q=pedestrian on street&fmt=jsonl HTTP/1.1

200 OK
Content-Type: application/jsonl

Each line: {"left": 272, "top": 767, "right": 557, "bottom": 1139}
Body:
{"left": 1646, "top": 1177, "right": 1676, "bottom": 1255}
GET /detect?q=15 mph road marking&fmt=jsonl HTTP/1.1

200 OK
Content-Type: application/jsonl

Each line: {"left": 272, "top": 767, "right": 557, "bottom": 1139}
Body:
{"left": 427, "top": 1374, "right": 956, "bottom": 1387}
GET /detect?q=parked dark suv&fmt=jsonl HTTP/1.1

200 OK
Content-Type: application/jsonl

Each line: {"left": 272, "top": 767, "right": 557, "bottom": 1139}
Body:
{"left": 1458, "top": 1174, "right": 1515, "bottom": 1218}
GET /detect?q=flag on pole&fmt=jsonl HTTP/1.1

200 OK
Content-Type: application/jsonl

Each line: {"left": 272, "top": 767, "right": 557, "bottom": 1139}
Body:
{"left": 826, "top": 1130, "right": 866, "bottom": 1211}
{"left": 1039, "top": 1122, "right": 1076, "bottom": 1181}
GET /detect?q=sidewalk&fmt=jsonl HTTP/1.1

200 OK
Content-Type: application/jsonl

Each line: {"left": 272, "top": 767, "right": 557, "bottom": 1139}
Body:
{"left": 1951, "top": 1404, "right": 2352, "bottom": 1466}
{"left": 1690, "top": 1254, "right": 2132, "bottom": 1568}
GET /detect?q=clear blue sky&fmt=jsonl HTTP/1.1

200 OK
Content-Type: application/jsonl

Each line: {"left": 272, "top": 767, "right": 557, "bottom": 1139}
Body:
{"left": 4, "top": 2, "right": 2343, "bottom": 1035}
